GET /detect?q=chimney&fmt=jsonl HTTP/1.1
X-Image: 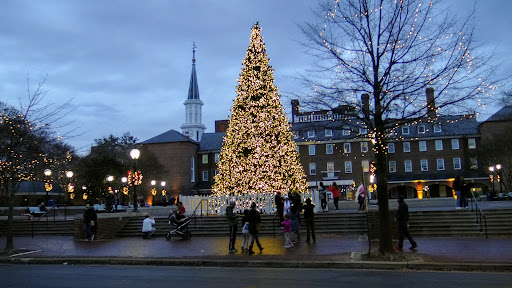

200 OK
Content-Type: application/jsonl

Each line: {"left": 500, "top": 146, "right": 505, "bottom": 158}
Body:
{"left": 426, "top": 87, "right": 436, "bottom": 118}
{"left": 291, "top": 99, "right": 300, "bottom": 123}
{"left": 362, "top": 94, "right": 370, "bottom": 120}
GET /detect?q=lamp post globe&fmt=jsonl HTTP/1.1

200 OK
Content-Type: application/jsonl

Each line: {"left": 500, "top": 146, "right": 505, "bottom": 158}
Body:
{"left": 130, "top": 148, "right": 140, "bottom": 212}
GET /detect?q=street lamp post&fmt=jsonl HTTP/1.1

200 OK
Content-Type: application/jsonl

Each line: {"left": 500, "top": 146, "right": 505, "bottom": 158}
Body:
{"left": 496, "top": 164, "right": 503, "bottom": 197}
{"left": 130, "top": 148, "right": 140, "bottom": 212}
{"left": 66, "top": 170, "right": 74, "bottom": 202}
{"left": 489, "top": 166, "right": 496, "bottom": 200}
{"left": 44, "top": 169, "right": 52, "bottom": 202}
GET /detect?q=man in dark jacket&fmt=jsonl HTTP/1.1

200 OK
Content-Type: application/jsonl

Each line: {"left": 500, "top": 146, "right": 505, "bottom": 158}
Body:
{"left": 83, "top": 204, "right": 97, "bottom": 241}
{"left": 226, "top": 201, "right": 239, "bottom": 253}
{"left": 395, "top": 195, "right": 417, "bottom": 250}
{"left": 275, "top": 192, "right": 284, "bottom": 225}
{"left": 303, "top": 198, "right": 316, "bottom": 243}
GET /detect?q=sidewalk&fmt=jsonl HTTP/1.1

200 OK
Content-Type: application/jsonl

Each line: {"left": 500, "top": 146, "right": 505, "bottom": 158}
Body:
{"left": 1, "top": 234, "right": 511, "bottom": 272}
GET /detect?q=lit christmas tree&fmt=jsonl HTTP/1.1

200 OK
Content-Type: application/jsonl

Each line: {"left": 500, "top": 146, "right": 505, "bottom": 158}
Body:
{"left": 213, "top": 23, "right": 307, "bottom": 197}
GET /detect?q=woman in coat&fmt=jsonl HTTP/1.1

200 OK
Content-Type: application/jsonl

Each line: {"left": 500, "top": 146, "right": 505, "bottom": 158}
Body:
{"left": 247, "top": 202, "right": 263, "bottom": 254}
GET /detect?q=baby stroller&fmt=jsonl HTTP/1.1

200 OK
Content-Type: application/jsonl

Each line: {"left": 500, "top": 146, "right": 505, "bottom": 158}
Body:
{"left": 166, "top": 211, "right": 192, "bottom": 240}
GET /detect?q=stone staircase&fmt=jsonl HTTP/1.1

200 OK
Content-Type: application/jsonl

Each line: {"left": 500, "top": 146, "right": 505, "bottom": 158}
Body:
{"left": 2, "top": 208, "right": 511, "bottom": 238}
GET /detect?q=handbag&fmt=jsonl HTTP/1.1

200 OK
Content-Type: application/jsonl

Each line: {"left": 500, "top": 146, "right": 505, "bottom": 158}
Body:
{"left": 90, "top": 220, "right": 95, "bottom": 226}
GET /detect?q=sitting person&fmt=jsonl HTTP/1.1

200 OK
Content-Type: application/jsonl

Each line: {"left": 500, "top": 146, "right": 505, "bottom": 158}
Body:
{"left": 142, "top": 215, "right": 156, "bottom": 239}
{"left": 176, "top": 201, "right": 186, "bottom": 221}
{"left": 39, "top": 202, "right": 47, "bottom": 212}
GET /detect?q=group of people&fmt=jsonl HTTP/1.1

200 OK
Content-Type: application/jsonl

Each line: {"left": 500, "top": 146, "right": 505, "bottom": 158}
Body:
{"left": 226, "top": 201, "right": 263, "bottom": 254}
{"left": 141, "top": 201, "right": 186, "bottom": 239}
{"left": 453, "top": 175, "right": 470, "bottom": 209}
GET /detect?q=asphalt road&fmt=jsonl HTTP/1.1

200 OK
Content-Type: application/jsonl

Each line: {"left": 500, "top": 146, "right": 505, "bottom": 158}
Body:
{"left": 2, "top": 264, "right": 512, "bottom": 288}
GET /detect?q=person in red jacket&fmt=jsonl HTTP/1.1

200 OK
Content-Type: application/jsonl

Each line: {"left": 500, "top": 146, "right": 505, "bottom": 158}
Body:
{"left": 328, "top": 182, "right": 340, "bottom": 210}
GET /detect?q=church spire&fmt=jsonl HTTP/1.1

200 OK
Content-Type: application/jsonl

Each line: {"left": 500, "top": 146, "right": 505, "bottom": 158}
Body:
{"left": 181, "top": 42, "right": 206, "bottom": 142}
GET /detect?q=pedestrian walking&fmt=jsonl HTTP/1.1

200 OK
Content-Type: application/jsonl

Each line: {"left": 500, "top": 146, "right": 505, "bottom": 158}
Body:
{"left": 141, "top": 215, "right": 156, "bottom": 239}
{"left": 282, "top": 214, "right": 293, "bottom": 248}
{"left": 318, "top": 182, "right": 327, "bottom": 212}
{"left": 83, "top": 204, "right": 97, "bottom": 241}
{"left": 395, "top": 195, "right": 417, "bottom": 251}
{"left": 275, "top": 192, "right": 284, "bottom": 224}
{"left": 241, "top": 209, "right": 250, "bottom": 252}
{"left": 226, "top": 201, "right": 239, "bottom": 253}
{"left": 290, "top": 205, "right": 301, "bottom": 243}
{"left": 303, "top": 198, "right": 316, "bottom": 243}
{"left": 453, "top": 175, "right": 466, "bottom": 209}
{"left": 248, "top": 202, "right": 263, "bottom": 254}
{"left": 328, "top": 182, "right": 340, "bottom": 210}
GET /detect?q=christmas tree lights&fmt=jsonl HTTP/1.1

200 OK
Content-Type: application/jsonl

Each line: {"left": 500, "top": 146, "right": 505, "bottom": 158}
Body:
{"left": 213, "top": 23, "right": 308, "bottom": 197}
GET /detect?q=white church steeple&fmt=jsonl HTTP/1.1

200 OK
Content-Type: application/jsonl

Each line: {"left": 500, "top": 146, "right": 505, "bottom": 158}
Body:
{"left": 181, "top": 42, "right": 206, "bottom": 142}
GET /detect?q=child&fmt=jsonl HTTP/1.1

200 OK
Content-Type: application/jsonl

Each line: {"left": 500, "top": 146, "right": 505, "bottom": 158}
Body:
{"left": 241, "top": 209, "right": 250, "bottom": 252}
{"left": 282, "top": 214, "right": 293, "bottom": 248}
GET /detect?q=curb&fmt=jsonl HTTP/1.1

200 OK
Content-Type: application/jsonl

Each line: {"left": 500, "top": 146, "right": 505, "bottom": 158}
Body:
{"left": 2, "top": 257, "right": 511, "bottom": 272}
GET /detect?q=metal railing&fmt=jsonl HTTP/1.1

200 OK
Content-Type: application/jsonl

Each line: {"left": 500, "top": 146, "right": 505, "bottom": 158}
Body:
{"left": 31, "top": 204, "right": 67, "bottom": 238}
{"left": 190, "top": 199, "right": 209, "bottom": 228}
{"left": 469, "top": 192, "right": 488, "bottom": 238}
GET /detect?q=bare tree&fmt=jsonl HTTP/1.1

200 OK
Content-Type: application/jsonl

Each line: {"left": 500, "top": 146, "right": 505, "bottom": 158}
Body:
{"left": 0, "top": 75, "right": 75, "bottom": 253}
{"left": 298, "top": 0, "right": 506, "bottom": 254}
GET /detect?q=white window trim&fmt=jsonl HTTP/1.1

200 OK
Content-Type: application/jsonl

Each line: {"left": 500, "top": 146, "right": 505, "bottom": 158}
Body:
{"left": 359, "top": 128, "right": 368, "bottom": 135}
{"left": 214, "top": 153, "right": 220, "bottom": 163}
{"left": 309, "top": 145, "right": 316, "bottom": 155}
{"left": 435, "top": 140, "right": 443, "bottom": 151}
{"left": 308, "top": 130, "right": 315, "bottom": 138}
{"left": 403, "top": 142, "right": 411, "bottom": 153}
{"left": 434, "top": 124, "right": 442, "bottom": 133}
{"left": 404, "top": 160, "right": 412, "bottom": 172}
{"left": 437, "top": 159, "right": 445, "bottom": 171}
{"left": 388, "top": 143, "right": 395, "bottom": 153}
{"left": 419, "top": 141, "right": 427, "bottom": 152}
{"left": 202, "top": 154, "right": 208, "bottom": 164}
{"left": 344, "top": 143, "right": 351, "bottom": 154}
{"left": 326, "top": 144, "right": 333, "bottom": 155}
{"left": 468, "top": 138, "right": 476, "bottom": 149}
{"left": 202, "top": 170, "right": 209, "bottom": 181}
{"left": 418, "top": 124, "right": 426, "bottom": 134}
{"left": 344, "top": 161, "right": 352, "bottom": 173}
{"left": 451, "top": 139, "right": 460, "bottom": 150}
{"left": 309, "top": 163, "right": 316, "bottom": 175}
{"left": 453, "top": 158, "right": 461, "bottom": 170}
{"left": 389, "top": 161, "right": 396, "bottom": 173}
{"left": 361, "top": 142, "right": 368, "bottom": 153}
{"left": 191, "top": 157, "right": 195, "bottom": 182}
{"left": 402, "top": 126, "right": 410, "bottom": 135}
{"left": 342, "top": 128, "right": 350, "bottom": 136}
{"left": 420, "top": 159, "right": 428, "bottom": 171}
{"left": 325, "top": 129, "right": 333, "bottom": 137}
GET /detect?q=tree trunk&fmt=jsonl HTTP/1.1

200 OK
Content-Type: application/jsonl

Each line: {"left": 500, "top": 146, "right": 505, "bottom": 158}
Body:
{"left": 5, "top": 180, "right": 15, "bottom": 253}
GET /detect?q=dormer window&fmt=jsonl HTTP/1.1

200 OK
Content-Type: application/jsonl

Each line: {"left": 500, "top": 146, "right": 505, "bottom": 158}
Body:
{"left": 308, "top": 130, "right": 315, "bottom": 138}
{"left": 359, "top": 128, "right": 368, "bottom": 135}
{"left": 325, "top": 129, "right": 333, "bottom": 137}
{"left": 433, "top": 124, "right": 442, "bottom": 133}
{"left": 418, "top": 124, "right": 426, "bottom": 134}
{"left": 342, "top": 127, "right": 350, "bottom": 136}
{"left": 402, "top": 126, "right": 409, "bottom": 135}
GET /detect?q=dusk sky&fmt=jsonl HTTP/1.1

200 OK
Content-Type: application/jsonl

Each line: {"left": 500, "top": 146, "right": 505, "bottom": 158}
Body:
{"left": 1, "top": 0, "right": 511, "bottom": 155}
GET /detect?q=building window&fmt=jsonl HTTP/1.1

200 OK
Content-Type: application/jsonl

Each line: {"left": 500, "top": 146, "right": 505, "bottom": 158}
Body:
{"left": 404, "top": 160, "right": 412, "bottom": 172}
{"left": 403, "top": 142, "right": 411, "bottom": 152}
{"left": 342, "top": 127, "right": 350, "bottom": 136}
{"left": 434, "top": 124, "right": 442, "bottom": 133}
{"left": 202, "top": 154, "right": 208, "bottom": 164}
{"left": 468, "top": 138, "right": 476, "bottom": 149}
{"left": 309, "top": 145, "right": 316, "bottom": 155}
{"left": 309, "top": 163, "right": 316, "bottom": 175}
{"left": 202, "top": 171, "right": 209, "bottom": 181}
{"left": 362, "top": 160, "right": 370, "bottom": 172}
{"left": 389, "top": 161, "right": 396, "bottom": 173}
{"left": 344, "top": 143, "right": 351, "bottom": 154}
{"left": 325, "top": 129, "right": 333, "bottom": 137}
{"left": 361, "top": 142, "right": 368, "bottom": 153}
{"left": 191, "top": 157, "right": 195, "bottom": 182}
{"left": 402, "top": 126, "right": 410, "bottom": 135}
{"left": 296, "top": 146, "right": 300, "bottom": 153}
{"left": 453, "top": 158, "right": 461, "bottom": 170}
{"left": 435, "top": 140, "right": 443, "bottom": 151}
{"left": 470, "top": 157, "right": 478, "bottom": 169}
{"left": 451, "top": 139, "right": 459, "bottom": 150}
{"left": 327, "top": 162, "right": 335, "bottom": 178}
{"left": 419, "top": 141, "right": 427, "bottom": 152}
{"left": 359, "top": 127, "right": 368, "bottom": 135}
{"left": 214, "top": 170, "right": 219, "bottom": 176}
{"left": 326, "top": 144, "right": 333, "bottom": 154}
{"left": 420, "top": 159, "right": 428, "bottom": 171}
{"left": 308, "top": 130, "right": 315, "bottom": 138}
{"left": 388, "top": 143, "right": 395, "bottom": 153}
{"left": 437, "top": 159, "right": 445, "bottom": 170}
{"left": 418, "top": 124, "right": 426, "bottom": 134}
{"left": 344, "top": 161, "right": 352, "bottom": 173}
{"left": 214, "top": 153, "right": 220, "bottom": 163}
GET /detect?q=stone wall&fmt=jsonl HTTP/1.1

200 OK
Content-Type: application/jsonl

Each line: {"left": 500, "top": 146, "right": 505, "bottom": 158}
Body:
{"left": 74, "top": 215, "right": 129, "bottom": 240}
